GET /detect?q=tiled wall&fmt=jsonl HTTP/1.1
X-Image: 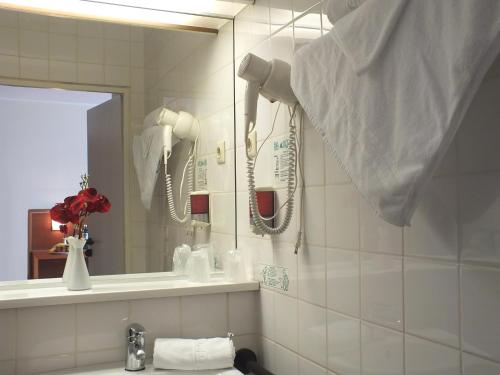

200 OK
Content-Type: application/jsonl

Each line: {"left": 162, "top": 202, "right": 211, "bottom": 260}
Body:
{"left": 0, "top": 291, "right": 259, "bottom": 374}
{"left": 234, "top": 1, "right": 500, "bottom": 375}
{"left": 140, "top": 23, "right": 236, "bottom": 271}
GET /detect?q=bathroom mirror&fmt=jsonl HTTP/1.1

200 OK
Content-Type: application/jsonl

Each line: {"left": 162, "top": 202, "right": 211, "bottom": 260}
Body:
{"left": 0, "top": 9, "right": 236, "bottom": 282}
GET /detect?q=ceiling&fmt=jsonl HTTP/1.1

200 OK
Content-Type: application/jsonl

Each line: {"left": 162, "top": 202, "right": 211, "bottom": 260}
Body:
{"left": 0, "top": 0, "right": 253, "bottom": 33}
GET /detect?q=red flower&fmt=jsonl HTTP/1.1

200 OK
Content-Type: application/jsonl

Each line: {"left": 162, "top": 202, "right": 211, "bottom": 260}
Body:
{"left": 59, "top": 224, "right": 68, "bottom": 235}
{"left": 87, "top": 195, "right": 111, "bottom": 213}
{"left": 50, "top": 203, "right": 72, "bottom": 224}
{"left": 78, "top": 188, "right": 99, "bottom": 203}
{"left": 65, "top": 195, "right": 84, "bottom": 214}
{"left": 51, "top": 185, "right": 111, "bottom": 239}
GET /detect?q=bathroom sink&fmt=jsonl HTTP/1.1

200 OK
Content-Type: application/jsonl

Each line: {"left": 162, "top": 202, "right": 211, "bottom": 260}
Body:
{"left": 40, "top": 361, "right": 243, "bottom": 375}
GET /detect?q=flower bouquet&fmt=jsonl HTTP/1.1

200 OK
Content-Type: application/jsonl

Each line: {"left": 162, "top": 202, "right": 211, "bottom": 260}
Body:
{"left": 50, "top": 175, "right": 111, "bottom": 290}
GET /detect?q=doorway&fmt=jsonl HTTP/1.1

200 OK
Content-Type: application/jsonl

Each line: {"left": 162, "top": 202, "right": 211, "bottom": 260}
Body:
{"left": 0, "top": 84, "right": 125, "bottom": 281}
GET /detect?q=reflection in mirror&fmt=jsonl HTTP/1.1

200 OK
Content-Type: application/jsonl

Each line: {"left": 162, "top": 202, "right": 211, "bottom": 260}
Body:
{"left": 137, "top": 25, "right": 235, "bottom": 274}
{"left": 0, "top": 86, "right": 121, "bottom": 281}
{"left": 0, "top": 11, "right": 236, "bottom": 282}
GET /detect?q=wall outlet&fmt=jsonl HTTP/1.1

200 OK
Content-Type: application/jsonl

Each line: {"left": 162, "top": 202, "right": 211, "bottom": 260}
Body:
{"left": 247, "top": 130, "right": 257, "bottom": 158}
{"left": 216, "top": 140, "right": 225, "bottom": 164}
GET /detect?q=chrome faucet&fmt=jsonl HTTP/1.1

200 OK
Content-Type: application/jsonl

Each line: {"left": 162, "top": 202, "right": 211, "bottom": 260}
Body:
{"left": 125, "top": 323, "right": 146, "bottom": 371}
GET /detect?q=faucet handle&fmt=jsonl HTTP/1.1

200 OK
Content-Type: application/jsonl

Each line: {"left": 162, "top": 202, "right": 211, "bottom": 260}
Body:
{"left": 127, "top": 323, "right": 145, "bottom": 340}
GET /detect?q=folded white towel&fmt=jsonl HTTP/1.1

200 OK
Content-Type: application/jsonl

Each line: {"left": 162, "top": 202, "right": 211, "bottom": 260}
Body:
{"left": 153, "top": 337, "right": 235, "bottom": 371}
{"left": 291, "top": 0, "right": 500, "bottom": 226}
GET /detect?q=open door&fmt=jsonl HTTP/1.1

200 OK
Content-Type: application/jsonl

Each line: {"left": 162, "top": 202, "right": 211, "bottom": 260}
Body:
{"left": 86, "top": 94, "right": 124, "bottom": 276}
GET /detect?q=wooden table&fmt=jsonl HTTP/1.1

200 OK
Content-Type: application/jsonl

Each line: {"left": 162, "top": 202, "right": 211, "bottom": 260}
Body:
{"left": 30, "top": 250, "right": 88, "bottom": 279}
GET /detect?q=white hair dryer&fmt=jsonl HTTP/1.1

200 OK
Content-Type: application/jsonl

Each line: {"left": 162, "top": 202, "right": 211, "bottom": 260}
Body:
{"left": 152, "top": 108, "right": 200, "bottom": 224}
{"left": 238, "top": 53, "right": 301, "bottom": 238}
{"left": 157, "top": 108, "right": 199, "bottom": 163}
{"left": 238, "top": 53, "right": 297, "bottom": 158}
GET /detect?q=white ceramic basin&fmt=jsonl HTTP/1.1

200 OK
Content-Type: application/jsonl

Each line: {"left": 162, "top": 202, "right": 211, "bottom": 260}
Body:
{"left": 41, "top": 361, "right": 243, "bottom": 375}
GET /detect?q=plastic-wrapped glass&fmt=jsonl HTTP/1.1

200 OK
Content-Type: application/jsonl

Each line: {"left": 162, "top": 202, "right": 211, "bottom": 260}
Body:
{"left": 186, "top": 247, "right": 210, "bottom": 283}
{"left": 192, "top": 243, "right": 215, "bottom": 271}
{"left": 172, "top": 244, "right": 191, "bottom": 275}
{"left": 223, "top": 249, "right": 247, "bottom": 282}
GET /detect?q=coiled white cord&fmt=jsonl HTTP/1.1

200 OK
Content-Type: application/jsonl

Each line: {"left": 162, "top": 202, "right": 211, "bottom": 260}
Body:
{"left": 247, "top": 104, "right": 300, "bottom": 235}
{"left": 164, "top": 139, "right": 197, "bottom": 224}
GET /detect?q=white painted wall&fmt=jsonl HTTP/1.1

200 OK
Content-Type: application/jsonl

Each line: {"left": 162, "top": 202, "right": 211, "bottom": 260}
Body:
{"left": 0, "top": 87, "right": 111, "bottom": 281}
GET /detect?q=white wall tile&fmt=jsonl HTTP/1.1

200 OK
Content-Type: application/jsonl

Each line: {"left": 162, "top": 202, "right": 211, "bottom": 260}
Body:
{"left": 78, "top": 37, "right": 104, "bottom": 64}
{"left": 0, "top": 309, "right": 16, "bottom": 361}
{"left": 0, "top": 54, "right": 19, "bottom": 77}
{"left": 105, "top": 39, "right": 130, "bottom": 66}
{"left": 303, "top": 118, "right": 325, "bottom": 186}
{"left": 228, "top": 291, "right": 259, "bottom": 335}
{"left": 259, "top": 288, "right": 275, "bottom": 340}
{"left": 303, "top": 186, "right": 326, "bottom": 246}
{"left": 405, "top": 335, "right": 460, "bottom": 375}
{"left": 274, "top": 344, "right": 299, "bottom": 375}
{"left": 78, "top": 62, "right": 104, "bottom": 84}
{"left": 17, "top": 304, "right": 75, "bottom": 358}
{"left": 360, "top": 198, "right": 402, "bottom": 255}
{"left": 49, "top": 60, "right": 77, "bottom": 82}
{"left": 231, "top": 334, "right": 259, "bottom": 353}
{"left": 49, "top": 33, "right": 77, "bottom": 61}
{"left": 105, "top": 23, "right": 130, "bottom": 41}
{"left": 76, "top": 348, "right": 124, "bottom": 368}
{"left": 260, "top": 337, "right": 277, "bottom": 374}
{"left": 77, "top": 20, "right": 103, "bottom": 38}
{"left": 324, "top": 146, "right": 351, "bottom": 185}
{"left": 325, "top": 184, "right": 360, "bottom": 250}
{"left": 0, "top": 359, "right": 15, "bottom": 375}
{"left": 49, "top": 17, "right": 77, "bottom": 34}
{"left": 326, "top": 248, "right": 359, "bottom": 317}
{"left": 404, "top": 177, "right": 458, "bottom": 260}
{"left": 404, "top": 258, "right": 459, "bottom": 347}
{"left": 274, "top": 292, "right": 298, "bottom": 351}
{"left": 457, "top": 78, "right": 500, "bottom": 173}
{"left": 272, "top": 242, "right": 299, "bottom": 297}
{"left": 298, "top": 245, "right": 326, "bottom": 306}
{"left": 361, "top": 322, "right": 403, "bottom": 375}
{"left": 19, "top": 30, "right": 48, "bottom": 58}
{"left": 462, "top": 265, "right": 500, "bottom": 361}
{"left": 105, "top": 65, "right": 130, "bottom": 86}
{"left": 298, "top": 301, "right": 327, "bottom": 367}
{"left": 270, "top": 0, "right": 294, "bottom": 29}
{"left": 327, "top": 311, "right": 360, "bottom": 375}
{"left": 131, "top": 27, "right": 144, "bottom": 42}
{"left": 19, "top": 13, "right": 48, "bottom": 31}
{"left": 460, "top": 173, "right": 500, "bottom": 266}
{"left": 361, "top": 253, "right": 403, "bottom": 330}
{"left": 16, "top": 353, "right": 75, "bottom": 375}
{"left": 0, "top": 27, "right": 18, "bottom": 56}
{"left": 463, "top": 353, "right": 500, "bottom": 375}
{"left": 181, "top": 293, "right": 228, "bottom": 338}
{"left": 299, "top": 357, "right": 328, "bottom": 375}
{"left": 129, "top": 297, "right": 181, "bottom": 342}
{"left": 0, "top": 9, "right": 18, "bottom": 28}
{"left": 76, "top": 301, "right": 129, "bottom": 352}
{"left": 20, "top": 57, "right": 49, "bottom": 80}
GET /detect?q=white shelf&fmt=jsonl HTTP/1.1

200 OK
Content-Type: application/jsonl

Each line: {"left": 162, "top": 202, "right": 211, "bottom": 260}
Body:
{"left": 0, "top": 273, "right": 259, "bottom": 309}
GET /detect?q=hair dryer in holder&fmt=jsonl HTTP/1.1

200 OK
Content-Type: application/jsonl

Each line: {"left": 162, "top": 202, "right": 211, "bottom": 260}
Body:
{"left": 156, "top": 108, "right": 200, "bottom": 224}
{"left": 238, "top": 53, "right": 302, "bottom": 238}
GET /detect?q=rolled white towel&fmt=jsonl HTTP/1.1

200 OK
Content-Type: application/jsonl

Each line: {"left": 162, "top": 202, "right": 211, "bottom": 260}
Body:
{"left": 153, "top": 337, "right": 235, "bottom": 370}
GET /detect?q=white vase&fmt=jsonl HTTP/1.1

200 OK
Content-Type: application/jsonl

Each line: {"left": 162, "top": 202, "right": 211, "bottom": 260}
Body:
{"left": 64, "top": 236, "right": 91, "bottom": 291}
